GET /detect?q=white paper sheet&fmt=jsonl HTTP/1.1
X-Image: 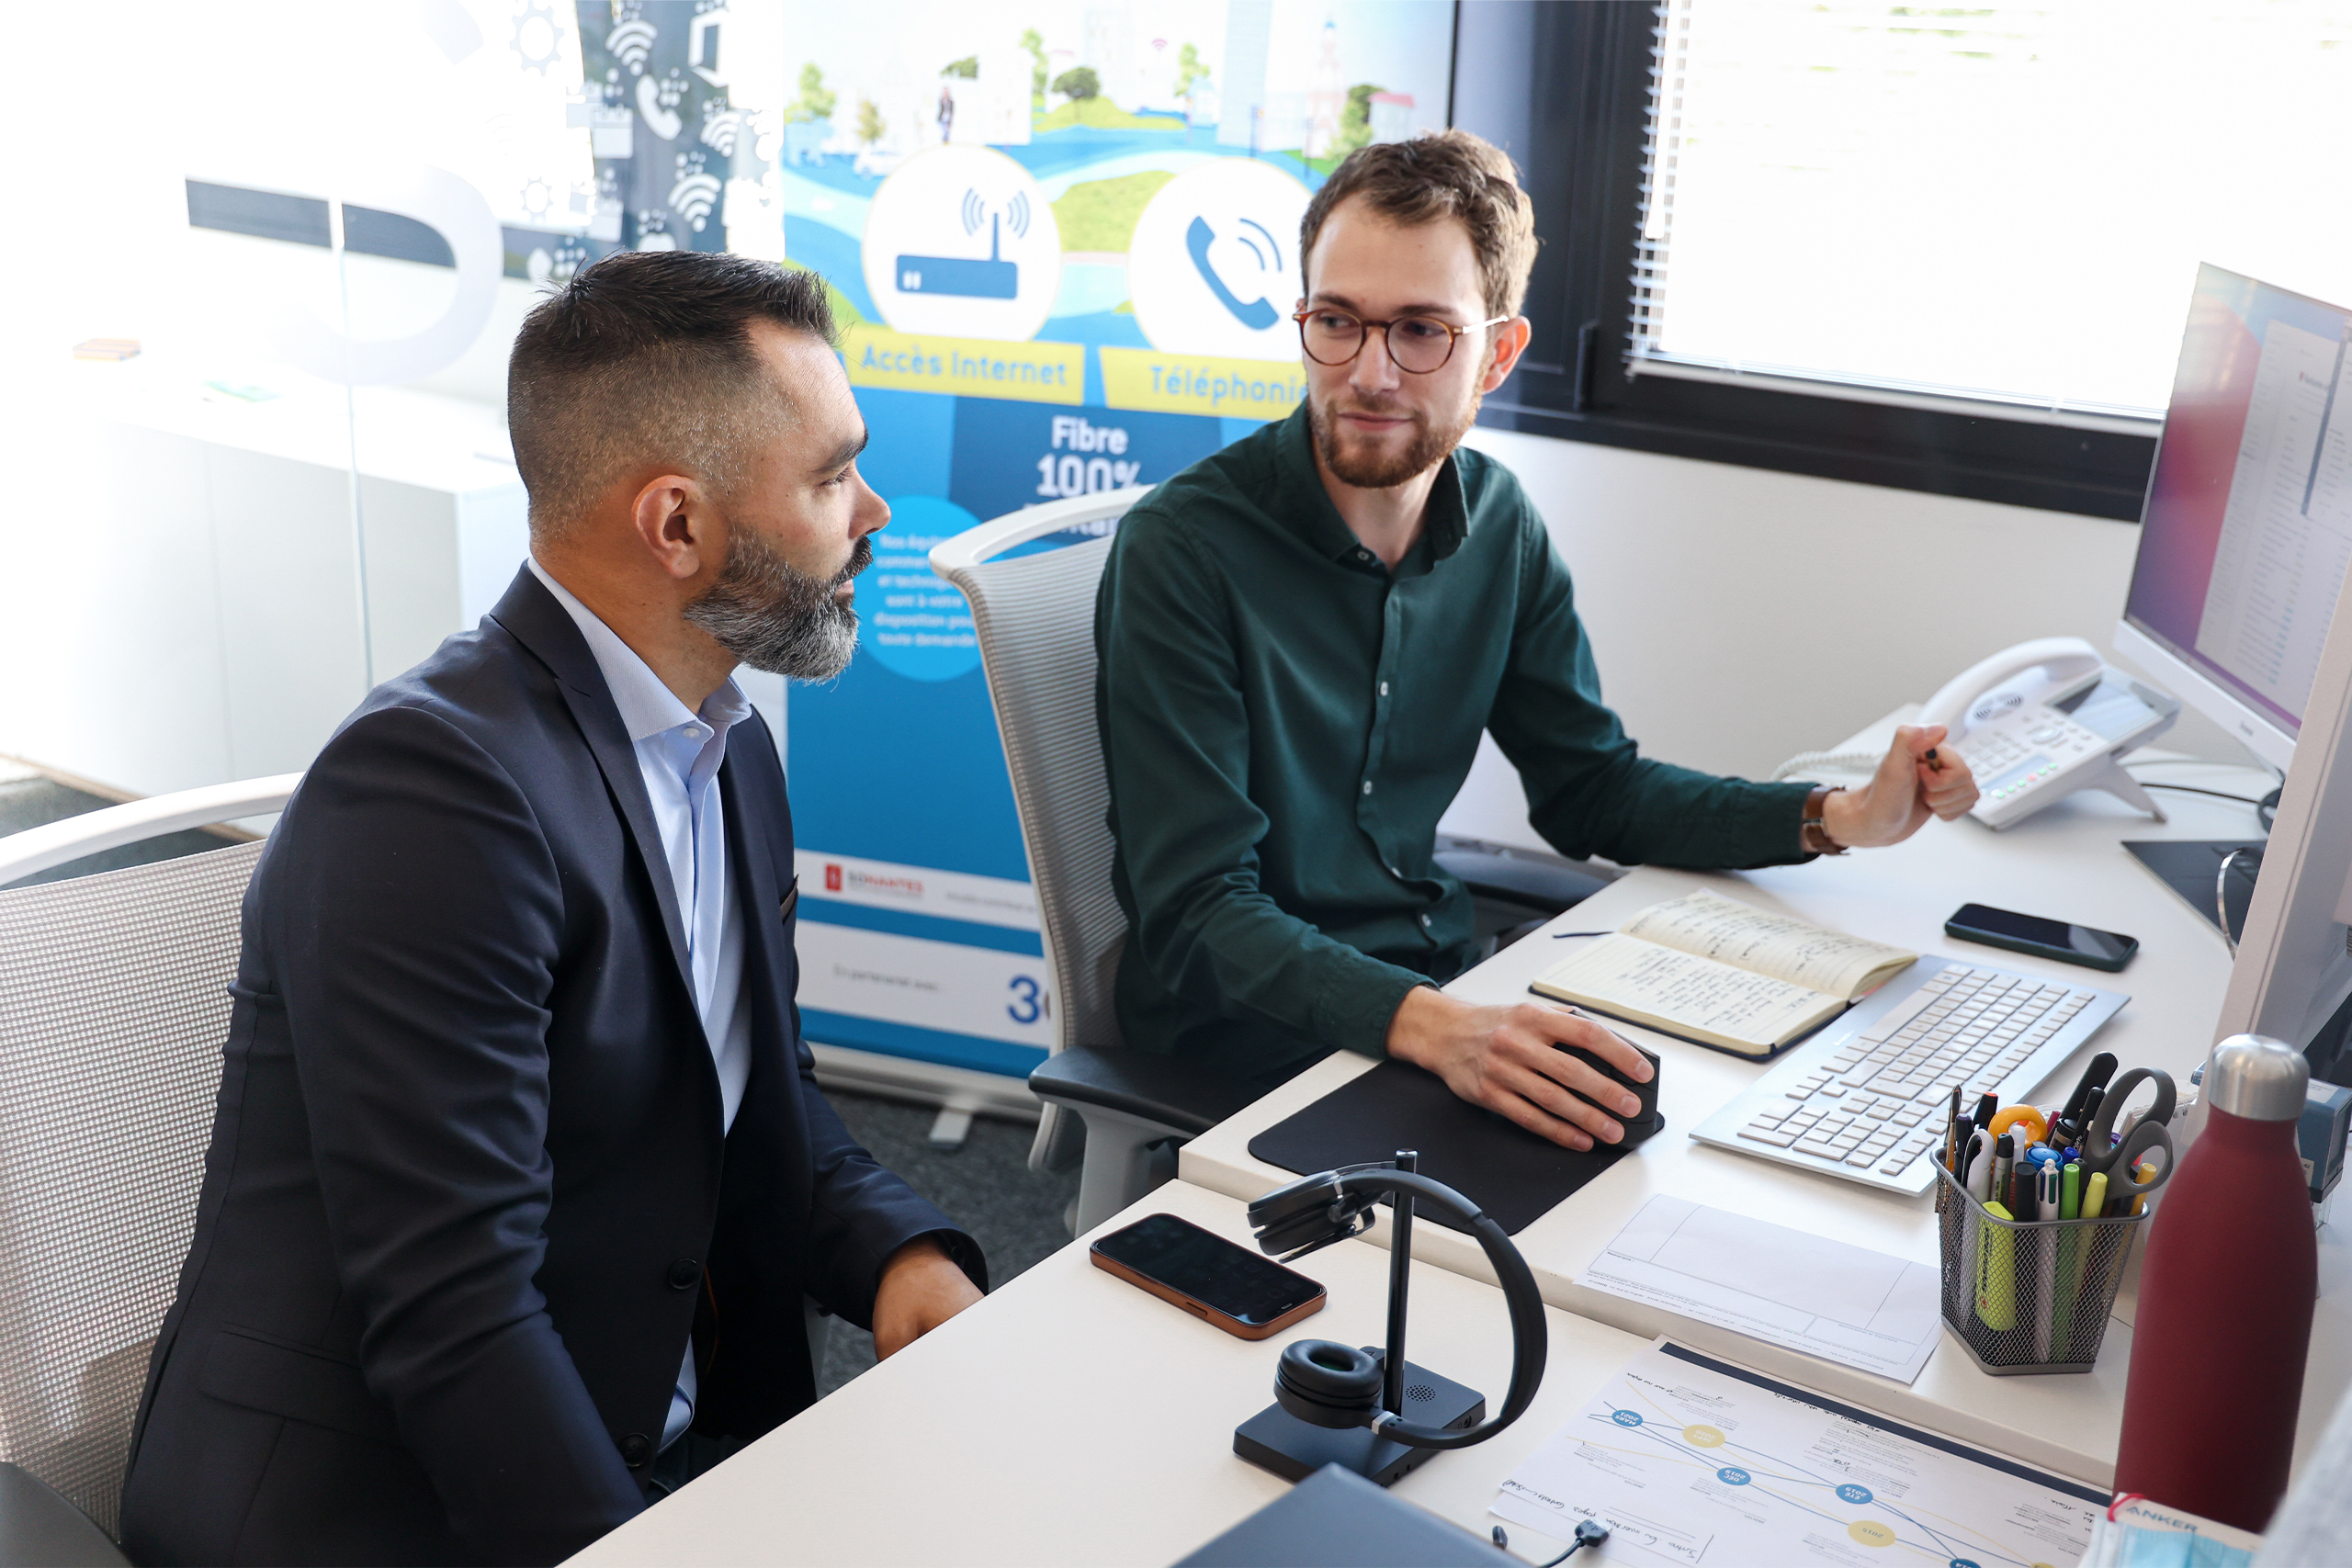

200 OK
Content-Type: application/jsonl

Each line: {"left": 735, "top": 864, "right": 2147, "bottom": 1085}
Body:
{"left": 1493, "top": 1340, "right": 2102, "bottom": 1568}
{"left": 1579, "top": 1196, "right": 1941, "bottom": 1382}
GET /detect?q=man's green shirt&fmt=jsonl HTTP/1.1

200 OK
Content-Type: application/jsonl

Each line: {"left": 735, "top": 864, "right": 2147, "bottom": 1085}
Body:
{"left": 1096, "top": 405, "right": 1816, "bottom": 1083}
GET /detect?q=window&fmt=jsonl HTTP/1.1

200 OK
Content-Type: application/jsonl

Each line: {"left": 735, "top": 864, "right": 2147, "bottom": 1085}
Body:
{"left": 1457, "top": 1, "right": 2352, "bottom": 518}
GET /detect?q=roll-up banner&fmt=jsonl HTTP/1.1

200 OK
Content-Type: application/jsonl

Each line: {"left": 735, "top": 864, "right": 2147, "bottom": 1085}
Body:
{"left": 577, "top": 2, "right": 1459, "bottom": 1078}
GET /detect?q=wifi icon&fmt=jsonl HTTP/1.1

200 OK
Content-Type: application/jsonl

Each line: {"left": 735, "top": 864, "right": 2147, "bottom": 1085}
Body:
{"left": 700, "top": 107, "right": 744, "bottom": 157}
{"left": 607, "top": 17, "right": 655, "bottom": 75}
{"left": 671, "top": 168, "right": 722, "bottom": 231}
{"left": 958, "top": 188, "right": 1031, "bottom": 240}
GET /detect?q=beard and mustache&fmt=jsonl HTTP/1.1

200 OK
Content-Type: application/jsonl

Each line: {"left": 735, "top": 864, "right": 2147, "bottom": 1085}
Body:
{"left": 682, "top": 524, "right": 872, "bottom": 681}
{"left": 1307, "top": 380, "right": 1483, "bottom": 490}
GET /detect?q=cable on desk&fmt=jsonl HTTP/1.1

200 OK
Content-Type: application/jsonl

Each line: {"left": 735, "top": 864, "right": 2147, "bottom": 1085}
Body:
{"left": 1492, "top": 1519, "right": 1610, "bottom": 1563}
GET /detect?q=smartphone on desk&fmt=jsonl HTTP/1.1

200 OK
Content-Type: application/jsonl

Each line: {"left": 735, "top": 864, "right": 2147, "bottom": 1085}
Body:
{"left": 1945, "top": 902, "right": 2138, "bottom": 972}
{"left": 1090, "top": 1213, "right": 1326, "bottom": 1340}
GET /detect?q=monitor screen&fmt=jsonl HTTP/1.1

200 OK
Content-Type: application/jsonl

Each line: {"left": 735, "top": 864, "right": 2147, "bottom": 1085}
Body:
{"left": 2122, "top": 264, "right": 2352, "bottom": 749}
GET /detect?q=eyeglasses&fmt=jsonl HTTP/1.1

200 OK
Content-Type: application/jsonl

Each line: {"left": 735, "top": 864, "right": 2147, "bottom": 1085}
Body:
{"left": 1293, "top": 307, "right": 1512, "bottom": 375}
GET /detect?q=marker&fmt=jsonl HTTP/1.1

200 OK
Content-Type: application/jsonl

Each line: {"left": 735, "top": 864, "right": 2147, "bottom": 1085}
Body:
{"left": 1965, "top": 1129, "right": 1994, "bottom": 1201}
{"left": 1976, "top": 1201, "right": 2018, "bottom": 1331}
{"left": 2060, "top": 1053, "right": 2119, "bottom": 1130}
{"left": 2060, "top": 1160, "right": 2082, "bottom": 1222}
{"left": 1992, "top": 1134, "right": 2016, "bottom": 1217}
{"left": 2131, "top": 1157, "right": 2161, "bottom": 1214}
{"left": 2083, "top": 1169, "right": 2109, "bottom": 1222}
{"left": 1973, "top": 1093, "right": 2000, "bottom": 1134}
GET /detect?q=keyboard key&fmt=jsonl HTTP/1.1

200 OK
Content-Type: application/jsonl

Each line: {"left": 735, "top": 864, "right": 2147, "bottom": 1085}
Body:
{"left": 1741, "top": 1126, "right": 1798, "bottom": 1148}
{"left": 1794, "top": 1136, "right": 1840, "bottom": 1157}
{"left": 1846, "top": 1150, "right": 1878, "bottom": 1167}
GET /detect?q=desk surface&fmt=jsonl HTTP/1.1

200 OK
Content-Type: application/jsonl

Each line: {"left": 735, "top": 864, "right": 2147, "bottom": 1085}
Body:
{"left": 1183, "top": 764, "right": 2352, "bottom": 1488}
{"left": 569, "top": 1181, "right": 1653, "bottom": 1567}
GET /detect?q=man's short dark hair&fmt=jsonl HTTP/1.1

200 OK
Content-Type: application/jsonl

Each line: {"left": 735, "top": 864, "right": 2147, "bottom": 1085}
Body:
{"left": 507, "top": 250, "right": 838, "bottom": 540}
{"left": 1298, "top": 130, "right": 1539, "bottom": 321}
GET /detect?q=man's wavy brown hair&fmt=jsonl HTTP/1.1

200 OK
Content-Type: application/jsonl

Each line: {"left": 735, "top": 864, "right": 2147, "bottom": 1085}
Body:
{"left": 1297, "top": 129, "right": 1539, "bottom": 320}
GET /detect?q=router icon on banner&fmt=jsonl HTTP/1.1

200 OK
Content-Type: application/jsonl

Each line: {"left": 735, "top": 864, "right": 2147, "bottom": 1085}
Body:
{"left": 897, "top": 188, "right": 1026, "bottom": 300}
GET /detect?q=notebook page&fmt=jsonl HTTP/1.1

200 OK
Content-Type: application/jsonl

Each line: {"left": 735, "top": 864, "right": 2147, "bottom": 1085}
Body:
{"left": 1617, "top": 889, "right": 1917, "bottom": 999}
{"left": 1538, "top": 933, "right": 1840, "bottom": 1051}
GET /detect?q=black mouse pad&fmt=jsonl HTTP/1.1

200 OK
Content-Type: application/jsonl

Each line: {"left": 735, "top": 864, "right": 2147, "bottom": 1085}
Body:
{"left": 1246, "top": 1060, "right": 1651, "bottom": 1235}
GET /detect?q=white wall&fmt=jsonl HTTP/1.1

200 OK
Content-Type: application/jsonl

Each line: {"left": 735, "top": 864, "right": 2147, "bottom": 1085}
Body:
{"left": 1438, "top": 425, "right": 2246, "bottom": 852}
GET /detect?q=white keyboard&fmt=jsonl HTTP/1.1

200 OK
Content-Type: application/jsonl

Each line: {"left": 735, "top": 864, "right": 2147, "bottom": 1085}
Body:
{"left": 1689, "top": 957, "right": 2128, "bottom": 1194}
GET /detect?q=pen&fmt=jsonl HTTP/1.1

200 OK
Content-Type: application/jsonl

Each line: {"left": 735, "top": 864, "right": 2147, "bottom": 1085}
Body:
{"left": 2060, "top": 1052, "right": 2118, "bottom": 1131}
{"left": 1965, "top": 1129, "right": 1994, "bottom": 1201}
{"left": 2034, "top": 1161, "right": 2062, "bottom": 1359}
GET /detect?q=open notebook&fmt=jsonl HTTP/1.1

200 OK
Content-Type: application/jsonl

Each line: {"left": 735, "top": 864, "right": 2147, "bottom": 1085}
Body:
{"left": 1530, "top": 889, "right": 1917, "bottom": 1056}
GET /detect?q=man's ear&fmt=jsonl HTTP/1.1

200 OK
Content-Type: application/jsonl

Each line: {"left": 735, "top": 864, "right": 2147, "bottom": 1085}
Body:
{"left": 628, "top": 474, "right": 715, "bottom": 582}
{"left": 1480, "top": 317, "right": 1533, "bottom": 394}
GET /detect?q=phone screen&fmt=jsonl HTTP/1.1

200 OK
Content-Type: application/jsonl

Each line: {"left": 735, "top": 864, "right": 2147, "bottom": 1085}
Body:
{"left": 1951, "top": 903, "right": 2134, "bottom": 964}
{"left": 1091, "top": 1213, "right": 1322, "bottom": 1325}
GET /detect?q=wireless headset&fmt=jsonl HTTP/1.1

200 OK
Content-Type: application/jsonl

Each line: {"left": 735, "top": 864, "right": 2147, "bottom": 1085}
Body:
{"left": 1246, "top": 1162, "right": 1547, "bottom": 1450}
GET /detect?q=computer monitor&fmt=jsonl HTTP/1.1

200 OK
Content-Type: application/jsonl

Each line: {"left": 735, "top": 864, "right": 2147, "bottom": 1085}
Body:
{"left": 2215, "top": 537, "right": 2352, "bottom": 1078}
{"left": 2113, "top": 264, "right": 2352, "bottom": 773}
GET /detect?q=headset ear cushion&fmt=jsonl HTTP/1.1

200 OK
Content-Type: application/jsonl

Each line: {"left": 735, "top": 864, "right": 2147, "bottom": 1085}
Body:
{"left": 1273, "top": 1339, "right": 1384, "bottom": 1429}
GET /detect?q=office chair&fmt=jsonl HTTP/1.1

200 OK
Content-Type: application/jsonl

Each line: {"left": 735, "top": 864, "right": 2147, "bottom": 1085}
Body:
{"left": 0, "top": 773, "right": 300, "bottom": 1567}
{"left": 932, "top": 492, "right": 1265, "bottom": 1235}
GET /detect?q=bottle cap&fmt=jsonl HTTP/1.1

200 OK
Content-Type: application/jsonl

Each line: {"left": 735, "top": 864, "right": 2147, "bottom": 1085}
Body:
{"left": 2205, "top": 1033, "right": 2309, "bottom": 1122}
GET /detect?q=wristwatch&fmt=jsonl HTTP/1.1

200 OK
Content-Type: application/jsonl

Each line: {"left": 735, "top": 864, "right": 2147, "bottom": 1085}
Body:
{"left": 1801, "top": 784, "right": 1849, "bottom": 856}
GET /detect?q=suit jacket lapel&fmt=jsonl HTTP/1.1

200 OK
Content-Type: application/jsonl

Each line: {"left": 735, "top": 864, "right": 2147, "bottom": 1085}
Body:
{"left": 488, "top": 566, "right": 695, "bottom": 994}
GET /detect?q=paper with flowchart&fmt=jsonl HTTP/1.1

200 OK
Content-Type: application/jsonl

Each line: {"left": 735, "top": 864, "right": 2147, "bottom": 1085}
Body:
{"left": 1579, "top": 1196, "right": 1941, "bottom": 1382}
{"left": 1493, "top": 1340, "right": 2103, "bottom": 1568}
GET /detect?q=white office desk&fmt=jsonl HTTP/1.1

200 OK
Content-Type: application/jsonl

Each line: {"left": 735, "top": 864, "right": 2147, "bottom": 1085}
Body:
{"left": 1182, "top": 761, "right": 2352, "bottom": 1488}
{"left": 568, "top": 1180, "right": 1651, "bottom": 1567}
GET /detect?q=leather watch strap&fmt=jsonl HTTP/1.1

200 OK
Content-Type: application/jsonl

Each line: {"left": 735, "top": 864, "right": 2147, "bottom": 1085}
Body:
{"left": 1801, "top": 784, "right": 1849, "bottom": 856}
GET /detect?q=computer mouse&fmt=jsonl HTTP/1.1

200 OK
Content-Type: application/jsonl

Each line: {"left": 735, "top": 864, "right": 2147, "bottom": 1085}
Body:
{"left": 1557, "top": 1036, "right": 1665, "bottom": 1147}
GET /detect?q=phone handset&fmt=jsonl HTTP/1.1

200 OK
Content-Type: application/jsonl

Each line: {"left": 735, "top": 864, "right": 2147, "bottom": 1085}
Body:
{"left": 1918, "top": 636, "right": 2103, "bottom": 739}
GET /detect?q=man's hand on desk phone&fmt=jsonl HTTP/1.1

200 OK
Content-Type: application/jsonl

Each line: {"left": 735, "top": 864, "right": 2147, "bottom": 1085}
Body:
{"left": 1817, "top": 724, "right": 1980, "bottom": 849}
{"left": 1385, "top": 987, "right": 1654, "bottom": 1151}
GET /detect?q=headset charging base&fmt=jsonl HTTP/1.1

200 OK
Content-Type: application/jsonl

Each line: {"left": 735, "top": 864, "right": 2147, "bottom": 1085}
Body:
{"left": 1233, "top": 1352, "right": 1485, "bottom": 1487}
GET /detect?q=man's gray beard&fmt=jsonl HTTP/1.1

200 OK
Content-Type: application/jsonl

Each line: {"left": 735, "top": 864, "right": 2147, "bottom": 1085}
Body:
{"left": 1307, "top": 385, "right": 1480, "bottom": 489}
{"left": 683, "top": 525, "right": 870, "bottom": 680}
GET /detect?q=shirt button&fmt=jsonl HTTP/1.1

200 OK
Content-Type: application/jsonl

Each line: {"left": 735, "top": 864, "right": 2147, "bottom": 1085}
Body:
{"left": 1357, "top": 549, "right": 1372, "bottom": 561}
{"left": 1378, "top": 682, "right": 1389, "bottom": 697}
{"left": 667, "top": 1258, "right": 701, "bottom": 1291}
{"left": 1419, "top": 913, "right": 1432, "bottom": 929}
{"left": 1361, "top": 780, "right": 1374, "bottom": 795}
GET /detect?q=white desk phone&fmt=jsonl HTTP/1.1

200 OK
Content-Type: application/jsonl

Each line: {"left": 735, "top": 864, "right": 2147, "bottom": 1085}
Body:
{"left": 1779, "top": 637, "right": 2183, "bottom": 829}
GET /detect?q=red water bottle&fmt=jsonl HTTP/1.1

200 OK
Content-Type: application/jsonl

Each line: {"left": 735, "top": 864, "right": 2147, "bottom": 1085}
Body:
{"left": 2114, "top": 1034, "right": 2315, "bottom": 1532}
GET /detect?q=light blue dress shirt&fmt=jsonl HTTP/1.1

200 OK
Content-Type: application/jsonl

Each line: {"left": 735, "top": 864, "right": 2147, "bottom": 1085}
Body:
{"left": 526, "top": 558, "right": 752, "bottom": 1450}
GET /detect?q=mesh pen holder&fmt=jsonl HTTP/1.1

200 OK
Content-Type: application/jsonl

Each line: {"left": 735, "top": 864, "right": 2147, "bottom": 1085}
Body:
{"left": 1932, "top": 1159, "right": 2146, "bottom": 1375}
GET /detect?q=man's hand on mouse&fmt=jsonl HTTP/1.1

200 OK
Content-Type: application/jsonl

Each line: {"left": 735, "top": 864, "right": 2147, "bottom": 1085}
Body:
{"left": 1385, "top": 987, "right": 1653, "bottom": 1151}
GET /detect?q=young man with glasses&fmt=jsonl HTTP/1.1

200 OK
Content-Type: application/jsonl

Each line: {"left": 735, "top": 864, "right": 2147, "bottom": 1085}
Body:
{"left": 1094, "top": 131, "right": 1978, "bottom": 1150}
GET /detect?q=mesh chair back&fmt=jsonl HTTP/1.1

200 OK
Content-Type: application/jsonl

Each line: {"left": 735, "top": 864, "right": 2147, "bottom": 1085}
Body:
{"left": 0, "top": 841, "right": 261, "bottom": 1538}
{"left": 943, "top": 534, "right": 1125, "bottom": 1059}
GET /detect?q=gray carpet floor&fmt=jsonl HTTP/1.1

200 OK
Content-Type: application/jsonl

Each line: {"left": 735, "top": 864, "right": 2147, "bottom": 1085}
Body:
{"left": 1, "top": 762, "right": 1080, "bottom": 1399}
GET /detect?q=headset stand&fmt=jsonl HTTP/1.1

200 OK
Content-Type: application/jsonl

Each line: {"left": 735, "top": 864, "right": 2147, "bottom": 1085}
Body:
{"left": 1233, "top": 1151, "right": 1488, "bottom": 1486}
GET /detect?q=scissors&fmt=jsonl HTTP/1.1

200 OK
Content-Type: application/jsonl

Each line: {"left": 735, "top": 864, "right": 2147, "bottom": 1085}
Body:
{"left": 2078, "top": 1066, "right": 2176, "bottom": 1207}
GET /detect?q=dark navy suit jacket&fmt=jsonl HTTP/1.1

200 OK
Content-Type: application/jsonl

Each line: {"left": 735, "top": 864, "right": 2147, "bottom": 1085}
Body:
{"left": 120, "top": 569, "right": 980, "bottom": 1566}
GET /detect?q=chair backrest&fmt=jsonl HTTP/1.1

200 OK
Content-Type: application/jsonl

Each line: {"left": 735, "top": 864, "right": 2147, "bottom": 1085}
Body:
{"left": 0, "top": 778, "right": 294, "bottom": 1538}
{"left": 931, "top": 491, "right": 1142, "bottom": 1063}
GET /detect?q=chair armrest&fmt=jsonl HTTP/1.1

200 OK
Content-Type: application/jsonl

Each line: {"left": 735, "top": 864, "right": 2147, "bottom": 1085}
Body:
{"left": 0, "top": 1464, "right": 130, "bottom": 1568}
{"left": 1029, "top": 1046, "right": 1265, "bottom": 1137}
{"left": 1432, "top": 847, "right": 1611, "bottom": 916}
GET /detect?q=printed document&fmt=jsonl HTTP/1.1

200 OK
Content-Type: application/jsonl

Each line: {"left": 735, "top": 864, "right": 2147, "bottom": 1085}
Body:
{"left": 1580, "top": 1196, "right": 1940, "bottom": 1382}
{"left": 1494, "top": 1340, "right": 2102, "bottom": 1568}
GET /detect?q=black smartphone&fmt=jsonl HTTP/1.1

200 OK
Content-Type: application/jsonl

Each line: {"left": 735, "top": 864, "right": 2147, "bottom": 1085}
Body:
{"left": 1089, "top": 1213, "right": 1327, "bottom": 1340}
{"left": 1944, "top": 902, "right": 2138, "bottom": 972}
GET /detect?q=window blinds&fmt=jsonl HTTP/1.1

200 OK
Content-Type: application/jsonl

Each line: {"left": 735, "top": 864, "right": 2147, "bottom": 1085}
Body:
{"left": 1626, "top": 0, "right": 2352, "bottom": 426}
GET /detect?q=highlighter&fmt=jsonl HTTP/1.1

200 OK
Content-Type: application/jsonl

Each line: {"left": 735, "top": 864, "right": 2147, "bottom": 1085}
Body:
{"left": 1976, "top": 1201, "right": 2018, "bottom": 1332}
{"left": 2084, "top": 1169, "right": 2109, "bottom": 1221}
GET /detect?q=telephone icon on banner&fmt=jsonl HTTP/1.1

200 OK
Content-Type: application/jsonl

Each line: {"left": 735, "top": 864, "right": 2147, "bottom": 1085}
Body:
{"left": 1186, "top": 216, "right": 1280, "bottom": 330}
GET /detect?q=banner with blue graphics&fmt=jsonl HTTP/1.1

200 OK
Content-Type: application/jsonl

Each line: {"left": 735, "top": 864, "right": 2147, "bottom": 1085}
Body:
{"left": 778, "top": 1, "right": 1457, "bottom": 1078}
